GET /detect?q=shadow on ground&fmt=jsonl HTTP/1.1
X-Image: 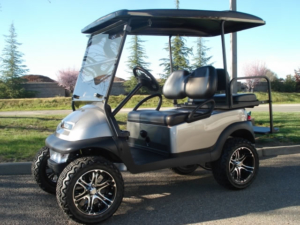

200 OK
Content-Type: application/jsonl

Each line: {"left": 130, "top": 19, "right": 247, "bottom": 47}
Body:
{"left": 0, "top": 154, "right": 300, "bottom": 224}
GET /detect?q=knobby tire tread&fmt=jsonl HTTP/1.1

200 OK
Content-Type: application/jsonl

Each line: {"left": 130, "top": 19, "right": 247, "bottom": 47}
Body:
{"left": 212, "top": 138, "right": 259, "bottom": 190}
{"left": 56, "top": 156, "right": 124, "bottom": 224}
{"left": 31, "top": 146, "right": 56, "bottom": 194}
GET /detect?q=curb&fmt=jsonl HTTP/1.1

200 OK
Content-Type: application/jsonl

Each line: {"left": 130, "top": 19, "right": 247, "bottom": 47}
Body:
{"left": 257, "top": 145, "right": 300, "bottom": 157}
{"left": 0, "top": 145, "right": 300, "bottom": 175}
{"left": 0, "top": 162, "right": 31, "bottom": 175}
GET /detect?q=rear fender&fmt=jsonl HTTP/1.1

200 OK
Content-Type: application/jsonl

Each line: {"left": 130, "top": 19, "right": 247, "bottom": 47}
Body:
{"left": 210, "top": 121, "right": 255, "bottom": 161}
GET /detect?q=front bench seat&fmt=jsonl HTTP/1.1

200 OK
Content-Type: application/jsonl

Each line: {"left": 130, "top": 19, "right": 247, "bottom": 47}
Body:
{"left": 127, "top": 109, "right": 190, "bottom": 126}
{"left": 127, "top": 66, "right": 217, "bottom": 126}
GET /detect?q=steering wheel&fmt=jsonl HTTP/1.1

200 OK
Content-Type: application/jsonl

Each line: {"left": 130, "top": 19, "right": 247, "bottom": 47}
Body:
{"left": 133, "top": 66, "right": 159, "bottom": 91}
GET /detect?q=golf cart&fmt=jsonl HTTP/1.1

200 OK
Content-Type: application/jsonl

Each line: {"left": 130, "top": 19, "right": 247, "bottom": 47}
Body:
{"left": 32, "top": 9, "right": 269, "bottom": 224}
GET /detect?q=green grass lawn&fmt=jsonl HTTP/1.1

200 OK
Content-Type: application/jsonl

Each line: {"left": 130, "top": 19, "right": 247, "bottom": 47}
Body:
{"left": 0, "top": 112, "right": 299, "bottom": 162}
{"left": 0, "top": 114, "right": 128, "bottom": 162}
{"left": 0, "top": 92, "right": 300, "bottom": 111}
{"left": 252, "top": 112, "right": 300, "bottom": 146}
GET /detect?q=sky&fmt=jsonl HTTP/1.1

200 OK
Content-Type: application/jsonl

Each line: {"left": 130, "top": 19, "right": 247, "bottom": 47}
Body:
{"left": 0, "top": 0, "right": 299, "bottom": 81}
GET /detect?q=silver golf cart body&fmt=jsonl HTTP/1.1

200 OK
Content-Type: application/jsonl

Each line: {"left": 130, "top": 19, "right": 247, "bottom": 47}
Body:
{"left": 33, "top": 9, "right": 270, "bottom": 224}
{"left": 46, "top": 9, "right": 265, "bottom": 173}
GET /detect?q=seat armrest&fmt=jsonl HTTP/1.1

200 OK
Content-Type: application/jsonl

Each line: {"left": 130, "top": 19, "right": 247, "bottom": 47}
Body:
{"left": 186, "top": 99, "right": 215, "bottom": 123}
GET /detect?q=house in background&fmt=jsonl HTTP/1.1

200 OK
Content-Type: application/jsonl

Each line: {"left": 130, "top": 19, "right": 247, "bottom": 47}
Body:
{"left": 22, "top": 75, "right": 127, "bottom": 98}
{"left": 22, "top": 75, "right": 66, "bottom": 98}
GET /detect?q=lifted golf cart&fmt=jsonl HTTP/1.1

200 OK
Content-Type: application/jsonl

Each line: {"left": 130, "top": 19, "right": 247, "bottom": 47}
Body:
{"left": 32, "top": 9, "right": 268, "bottom": 224}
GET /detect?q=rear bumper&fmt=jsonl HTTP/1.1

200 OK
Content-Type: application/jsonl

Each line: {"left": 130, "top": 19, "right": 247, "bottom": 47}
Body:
{"left": 47, "top": 158, "right": 67, "bottom": 175}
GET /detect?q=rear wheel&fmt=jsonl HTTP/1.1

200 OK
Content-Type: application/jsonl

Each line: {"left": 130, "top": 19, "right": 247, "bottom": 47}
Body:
{"left": 32, "top": 146, "right": 57, "bottom": 194}
{"left": 170, "top": 164, "right": 198, "bottom": 175}
{"left": 56, "top": 156, "right": 124, "bottom": 224}
{"left": 212, "top": 138, "right": 259, "bottom": 190}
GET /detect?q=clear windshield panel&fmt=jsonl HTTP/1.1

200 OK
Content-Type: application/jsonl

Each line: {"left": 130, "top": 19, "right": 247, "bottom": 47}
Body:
{"left": 73, "top": 32, "right": 123, "bottom": 101}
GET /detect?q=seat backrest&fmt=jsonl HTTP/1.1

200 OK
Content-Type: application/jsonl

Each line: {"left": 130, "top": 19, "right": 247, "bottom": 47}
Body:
{"left": 216, "top": 68, "right": 230, "bottom": 92}
{"left": 163, "top": 66, "right": 217, "bottom": 100}
{"left": 185, "top": 66, "right": 217, "bottom": 99}
{"left": 163, "top": 70, "right": 190, "bottom": 99}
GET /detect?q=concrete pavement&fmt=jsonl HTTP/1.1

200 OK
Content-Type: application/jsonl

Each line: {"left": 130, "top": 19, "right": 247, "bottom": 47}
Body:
{"left": 1, "top": 153, "right": 300, "bottom": 225}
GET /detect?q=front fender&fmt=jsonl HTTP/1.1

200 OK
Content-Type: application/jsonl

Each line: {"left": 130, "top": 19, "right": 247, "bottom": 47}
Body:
{"left": 45, "top": 134, "right": 118, "bottom": 155}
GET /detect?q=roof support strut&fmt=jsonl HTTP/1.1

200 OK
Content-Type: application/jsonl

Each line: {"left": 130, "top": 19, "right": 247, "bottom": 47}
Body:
{"left": 221, "top": 21, "right": 230, "bottom": 107}
{"left": 169, "top": 35, "right": 173, "bottom": 73}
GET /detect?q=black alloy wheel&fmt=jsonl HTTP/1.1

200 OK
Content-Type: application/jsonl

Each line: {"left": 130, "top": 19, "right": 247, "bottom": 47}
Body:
{"left": 56, "top": 156, "right": 124, "bottom": 224}
{"left": 212, "top": 138, "right": 259, "bottom": 190}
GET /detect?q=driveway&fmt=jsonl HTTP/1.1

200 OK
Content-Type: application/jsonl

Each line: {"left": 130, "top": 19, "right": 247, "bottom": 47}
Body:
{"left": 1, "top": 153, "right": 300, "bottom": 225}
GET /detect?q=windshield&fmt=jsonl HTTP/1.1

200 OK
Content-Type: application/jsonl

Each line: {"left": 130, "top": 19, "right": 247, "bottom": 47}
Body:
{"left": 73, "top": 32, "right": 123, "bottom": 101}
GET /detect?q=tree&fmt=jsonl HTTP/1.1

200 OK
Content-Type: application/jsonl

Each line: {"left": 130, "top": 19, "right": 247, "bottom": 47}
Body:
{"left": 175, "top": 0, "right": 180, "bottom": 9}
{"left": 56, "top": 68, "right": 79, "bottom": 93}
{"left": 243, "top": 61, "right": 268, "bottom": 92}
{"left": 159, "top": 37, "right": 193, "bottom": 79}
{"left": 284, "top": 74, "right": 296, "bottom": 91}
{"left": 294, "top": 68, "right": 300, "bottom": 92}
{"left": 192, "top": 37, "right": 212, "bottom": 69}
{"left": 124, "top": 35, "right": 150, "bottom": 94}
{"left": 264, "top": 69, "right": 278, "bottom": 82}
{"left": 159, "top": 0, "right": 193, "bottom": 80}
{"left": 0, "top": 23, "right": 31, "bottom": 98}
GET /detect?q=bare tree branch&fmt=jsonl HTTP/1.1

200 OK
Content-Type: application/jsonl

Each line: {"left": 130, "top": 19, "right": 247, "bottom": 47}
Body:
{"left": 243, "top": 61, "right": 268, "bottom": 92}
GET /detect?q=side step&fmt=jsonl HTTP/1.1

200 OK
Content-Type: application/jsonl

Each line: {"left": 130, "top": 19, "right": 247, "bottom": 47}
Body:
{"left": 130, "top": 147, "right": 169, "bottom": 165}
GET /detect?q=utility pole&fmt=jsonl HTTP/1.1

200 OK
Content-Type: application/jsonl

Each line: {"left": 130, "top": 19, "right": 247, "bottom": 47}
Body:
{"left": 230, "top": 0, "right": 237, "bottom": 93}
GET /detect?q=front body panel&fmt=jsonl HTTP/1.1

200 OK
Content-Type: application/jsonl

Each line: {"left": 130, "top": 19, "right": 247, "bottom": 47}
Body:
{"left": 56, "top": 103, "right": 112, "bottom": 141}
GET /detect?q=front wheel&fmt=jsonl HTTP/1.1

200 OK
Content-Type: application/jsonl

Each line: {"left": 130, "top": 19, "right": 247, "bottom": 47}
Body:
{"left": 212, "top": 138, "right": 259, "bottom": 190}
{"left": 32, "top": 146, "right": 57, "bottom": 194}
{"left": 56, "top": 156, "right": 124, "bottom": 224}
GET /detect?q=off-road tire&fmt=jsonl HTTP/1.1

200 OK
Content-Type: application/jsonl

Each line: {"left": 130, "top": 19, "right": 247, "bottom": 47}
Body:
{"left": 32, "top": 146, "right": 57, "bottom": 194}
{"left": 212, "top": 138, "right": 259, "bottom": 190}
{"left": 170, "top": 164, "right": 198, "bottom": 175}
{"left": 56, "top": 156, "right": 124, "bottom": 224}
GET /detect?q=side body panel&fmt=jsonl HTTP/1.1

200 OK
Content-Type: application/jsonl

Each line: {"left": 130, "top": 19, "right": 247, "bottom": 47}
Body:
{"left": 127, "top": 109, "right": 248, "bottom": 154}
{"left": 170, "top": 109, "right": 247, "bottom": 153}
{"left": 127, "top": 122, "right": 170, "bottom": 154}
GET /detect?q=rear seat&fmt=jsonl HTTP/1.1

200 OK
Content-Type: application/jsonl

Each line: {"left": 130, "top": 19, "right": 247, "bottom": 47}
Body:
{"left": 188, "top": 68, "right": 259, "bottom": 109}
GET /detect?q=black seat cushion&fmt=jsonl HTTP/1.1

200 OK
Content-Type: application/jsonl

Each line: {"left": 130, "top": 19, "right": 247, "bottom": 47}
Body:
{"left": 128, "top": 110, "right": 190, "bottom": 126}
{"left": 190, "top": 93, "right": 257, "bottom": 103}
{"left": 214, "top": 93, "right": 258, "bottom": 102}
{"left": 189, "top": 93, "right": 259, "bottom": 109}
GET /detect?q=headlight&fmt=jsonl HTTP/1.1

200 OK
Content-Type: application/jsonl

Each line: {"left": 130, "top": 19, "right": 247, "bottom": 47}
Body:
{"left": 61, "top": 121, "right": 74, "bottom": 130}
{"left": 50, "top": 149, "right": 69, "bottom": 163}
